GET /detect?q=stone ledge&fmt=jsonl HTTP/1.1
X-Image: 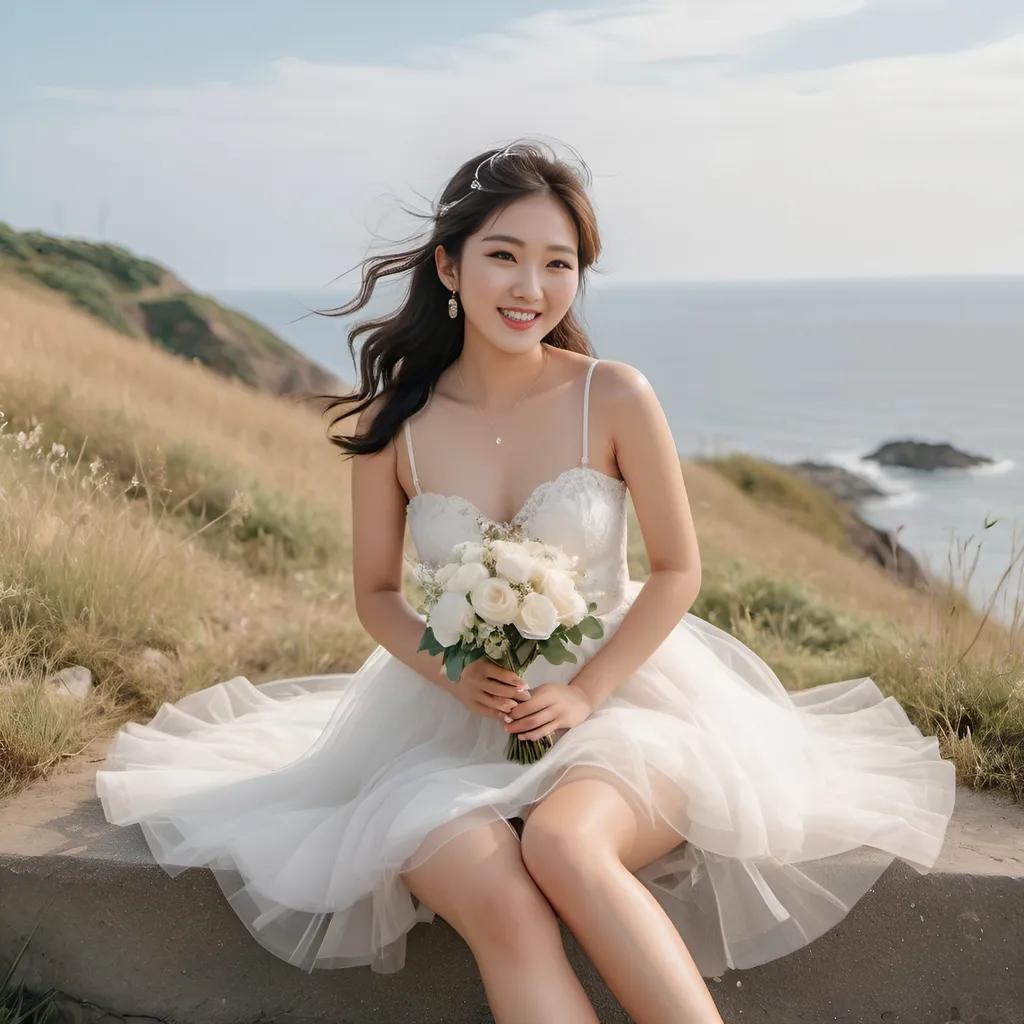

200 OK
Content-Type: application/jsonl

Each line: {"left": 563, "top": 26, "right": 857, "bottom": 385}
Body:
{"left": 1, "top": 737, "right": 1022, "bottom": 1024}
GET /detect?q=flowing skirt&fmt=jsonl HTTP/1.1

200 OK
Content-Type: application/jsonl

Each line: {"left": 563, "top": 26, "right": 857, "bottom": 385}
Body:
{"left": 96, "top": 580, "right": 956, "bottom": 977}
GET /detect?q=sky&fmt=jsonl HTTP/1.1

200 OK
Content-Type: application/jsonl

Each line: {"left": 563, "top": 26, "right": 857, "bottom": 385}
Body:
{"left": 2, "top": 0, "right": 1023, "bottom": 289}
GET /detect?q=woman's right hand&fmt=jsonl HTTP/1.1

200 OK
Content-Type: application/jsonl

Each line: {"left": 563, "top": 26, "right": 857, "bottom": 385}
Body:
{"left": 455, "top": 657, "right": 530, "bottom": 722}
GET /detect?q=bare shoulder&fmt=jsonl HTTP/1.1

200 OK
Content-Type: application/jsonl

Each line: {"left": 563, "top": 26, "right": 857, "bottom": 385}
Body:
{"left": 592, "top": 359, "right": 658, "bottom": 412}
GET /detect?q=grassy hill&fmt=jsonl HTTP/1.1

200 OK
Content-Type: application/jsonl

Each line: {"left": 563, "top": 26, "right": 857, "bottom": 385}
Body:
{"left": 0, "top": 222, "right": 343, "bottom": 397}
{"left": 0, "top": 280, "right": 1021, "bottom": 802}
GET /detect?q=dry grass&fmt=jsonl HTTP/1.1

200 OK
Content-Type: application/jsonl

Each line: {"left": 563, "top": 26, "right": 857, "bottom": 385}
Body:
{"left": 1, "top": 277, "right": 1021, "bottom": 802}
{"left": 0, "top": 279, "right": 371, "bottom": 798}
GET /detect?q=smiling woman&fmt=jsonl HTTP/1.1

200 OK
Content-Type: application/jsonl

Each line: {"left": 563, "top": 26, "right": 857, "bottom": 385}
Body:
{"left": 95, "top": 140, "right": 956, "bottom": 1024}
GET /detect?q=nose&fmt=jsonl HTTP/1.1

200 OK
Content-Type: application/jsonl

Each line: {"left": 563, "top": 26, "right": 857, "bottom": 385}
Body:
{"left": 510, "top": 264, "right": 543, "bottom": 304}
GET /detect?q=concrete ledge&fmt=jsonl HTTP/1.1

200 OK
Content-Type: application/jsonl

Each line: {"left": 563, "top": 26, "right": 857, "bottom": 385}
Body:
{"left": 1, "top": 737, "right": 1022, "bottom": 1024}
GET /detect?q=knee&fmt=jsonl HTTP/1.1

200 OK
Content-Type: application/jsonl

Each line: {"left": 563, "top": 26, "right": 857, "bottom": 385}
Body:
{"left": 520, "top": 813, "right": 609, "bottom": 891}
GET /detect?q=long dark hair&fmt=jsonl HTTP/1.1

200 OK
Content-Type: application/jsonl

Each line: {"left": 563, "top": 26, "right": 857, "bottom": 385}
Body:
{"left": 316, "top": 140, "right": 602, "bottom": 457}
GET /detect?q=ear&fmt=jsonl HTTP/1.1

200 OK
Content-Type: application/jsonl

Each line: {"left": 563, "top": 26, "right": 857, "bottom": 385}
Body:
{"left": 434, "top": 245, "right": 459, "bottom": 292}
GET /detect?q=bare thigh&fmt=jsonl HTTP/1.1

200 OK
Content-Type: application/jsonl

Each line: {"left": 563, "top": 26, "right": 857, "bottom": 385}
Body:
{"left": 399, "top": 815, "right": 556, "bottom": 946}
{"left": 523, "top": 765, "right": 688, "bottom": 873}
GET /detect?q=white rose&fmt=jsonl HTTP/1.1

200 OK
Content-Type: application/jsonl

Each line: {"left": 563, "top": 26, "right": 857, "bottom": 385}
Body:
{"left": 451, "top": 541, "right": 486, "bottom": 564}
{"left": 514, "top": 592, "right": 560, "bottom": 640}
{"left": 494, "top": 551, "right": 536, "bottom": 585}
{"left": 540, "top": 570, "right": 588, "bottom": 626}
{"left": 430, "top": 591, "right": 476, "bottom": 647}
{"left": 469, "top": 577, "right": 519, "bottom": 626}
{"left": 435, "top": 563, "right": 458, "bottom": 585}
{"left": 488, "top": 540, "right": 519, "bottom": 561}
{"left": 445, "top": 561, "right": 491, "bottom": 595}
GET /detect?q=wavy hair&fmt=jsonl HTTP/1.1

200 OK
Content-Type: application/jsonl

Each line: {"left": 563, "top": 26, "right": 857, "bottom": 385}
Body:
{"left": 315, "top": 140, "right": 602, "bottom": 457}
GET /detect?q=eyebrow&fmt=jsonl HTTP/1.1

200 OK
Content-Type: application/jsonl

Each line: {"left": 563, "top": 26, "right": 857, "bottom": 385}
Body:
{"left": 480, "top": 234, "right": 577, "bottom": 256}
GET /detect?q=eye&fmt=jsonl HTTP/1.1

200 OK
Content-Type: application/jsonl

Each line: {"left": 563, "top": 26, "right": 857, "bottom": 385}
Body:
{"left": 487, "top": 250, "right": 516, "bottom": 261}
{"left": 550, "top": 259, "right": 574, "bottom": 270}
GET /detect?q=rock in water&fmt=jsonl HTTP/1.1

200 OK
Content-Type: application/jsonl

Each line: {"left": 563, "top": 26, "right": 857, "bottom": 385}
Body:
{"left": 864, "top": 441, "right": 993, "bottom": 471}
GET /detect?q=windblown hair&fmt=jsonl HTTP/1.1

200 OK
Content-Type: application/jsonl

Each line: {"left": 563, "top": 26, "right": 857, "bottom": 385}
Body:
{"left": 316, "top": 140, "right": 602, "bottom": 457}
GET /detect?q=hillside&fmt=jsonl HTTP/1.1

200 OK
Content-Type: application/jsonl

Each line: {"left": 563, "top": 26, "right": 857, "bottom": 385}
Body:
{"left": 0, "top": 222, "right": 343, "bottom": 397}
{"left": 0, "top": 281, "right": 1020, "bottom": 804}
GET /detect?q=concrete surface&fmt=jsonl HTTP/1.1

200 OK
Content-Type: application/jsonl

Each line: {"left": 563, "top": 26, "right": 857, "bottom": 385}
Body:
{"left": 1, "top": 736, "right": 1022, "bottom": 1024}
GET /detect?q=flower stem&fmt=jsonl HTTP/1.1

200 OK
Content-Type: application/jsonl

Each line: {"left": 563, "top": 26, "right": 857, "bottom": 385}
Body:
{"left": 501, "top": 644, "right": 554, "bottom": 765}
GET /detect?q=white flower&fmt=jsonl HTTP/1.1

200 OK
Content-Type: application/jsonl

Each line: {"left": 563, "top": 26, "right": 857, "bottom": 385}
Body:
{"left": 539, "top": 569, "right": 588, "bottom": 627}
{"left": 451, "top": 541, "right": 486, "bottom": 564}
{"left": 494, "top": 551, "right": 536, "bottom": 585}
{"left": 489, "top": 540, "right": 520, "bottom": 561}
{"left": 430, "top": 591, "right": 476, "bottom": 646}
{"left": 469, "top": 577, "right": 519, "bottom": 626}
{"left": 514, "top": 592, "right": 560, "bottom": 640}
{"left": 435, "top": 563, "right": 459, "bottom": 586}
{"left": 446, "top": 561, "right": 491, "bottom": 595}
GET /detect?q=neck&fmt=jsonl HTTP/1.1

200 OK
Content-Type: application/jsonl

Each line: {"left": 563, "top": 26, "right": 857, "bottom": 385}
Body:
{"left": 455, "top": 334, "right": 548, "bottom": 410}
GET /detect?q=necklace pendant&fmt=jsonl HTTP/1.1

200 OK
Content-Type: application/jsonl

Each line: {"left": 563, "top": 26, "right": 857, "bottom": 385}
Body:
{"left": 495, "top": 437, "right": 502, "bottom": 444}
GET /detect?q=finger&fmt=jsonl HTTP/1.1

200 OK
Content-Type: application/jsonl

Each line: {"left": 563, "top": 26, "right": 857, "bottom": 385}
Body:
{"left": 520, "top": 724, "right": 558, "bottom": 741}
{"left": 507, "top": 710, "right": 556, "bottom": 733}
{"left": 482, "top": 680, "right": 530, "bottom": 700}
{"left": 507, "top": 693, "right": 556, "bottom": 719}
{"left": 478, "top": 700, "right": 513, "bottom": 722}
{"left": 486, "top": 696, "right": 519, "bottom": 715}
{"left": 486, "top": 665, "right": 527, "bottom": 687}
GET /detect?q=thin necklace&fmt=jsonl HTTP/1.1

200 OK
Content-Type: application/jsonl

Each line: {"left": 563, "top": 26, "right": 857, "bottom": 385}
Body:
{"left": 455, "top": 350, "right": 548, "bottom": 445}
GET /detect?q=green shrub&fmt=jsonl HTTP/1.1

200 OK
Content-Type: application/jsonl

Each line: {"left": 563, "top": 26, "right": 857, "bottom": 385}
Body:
{"left": 21, "top": 261, "right": 138, "bottom": 336}
{"left": 700, "top": 454, "right": 853, "bottom": 551}
{"left": 17, "top": 231, "right": 164, "bottom": 291}
{"left": 693, "top": 571, "right": 867, "bottom": 653}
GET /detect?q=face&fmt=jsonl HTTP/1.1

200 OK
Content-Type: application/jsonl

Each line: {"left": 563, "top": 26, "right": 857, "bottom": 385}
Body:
{"left": 438, "top": 192, "right": 581, "bottom": 354}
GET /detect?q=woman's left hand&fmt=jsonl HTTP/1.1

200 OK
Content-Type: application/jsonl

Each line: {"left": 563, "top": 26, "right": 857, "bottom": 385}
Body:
{"left": 504, "top": 684, "right": 595, "bottom": 742}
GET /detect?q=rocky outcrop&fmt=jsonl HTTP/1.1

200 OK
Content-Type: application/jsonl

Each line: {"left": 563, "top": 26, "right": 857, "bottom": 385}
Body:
{"left": 789, "top": 462, "right": 884, "bottom": 504}
{"left": 707, "top": 454, "right": 929, "bottom": 591}
{"left": 864, "top": 440, "right": 993, "bottom": 471}
{"left": 0, "top": 222, "right": 344, "bottom": 398}
{"left": 786, "top": 461, "right": 926, "bottom": 589}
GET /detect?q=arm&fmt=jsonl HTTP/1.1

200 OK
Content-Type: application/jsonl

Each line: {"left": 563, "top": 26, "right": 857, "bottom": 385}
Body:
{"left": 567, "top": 362, "right": 702, "bottom": 709}
{"left": 350, "top": 401, "right": 462, "bottom": 700}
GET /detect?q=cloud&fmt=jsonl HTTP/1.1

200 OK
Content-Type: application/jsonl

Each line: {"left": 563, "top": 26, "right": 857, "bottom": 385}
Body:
{"left": 9, "top": 1, "right": 1024, "bottom": 286}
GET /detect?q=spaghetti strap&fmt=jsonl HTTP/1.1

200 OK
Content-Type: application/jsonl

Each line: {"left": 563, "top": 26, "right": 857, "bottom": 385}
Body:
{"left": 581, "top": 359, "right": 599, "bottom": 468}
{"left": 403, "top": 419, "right": 422, "bottom": 496}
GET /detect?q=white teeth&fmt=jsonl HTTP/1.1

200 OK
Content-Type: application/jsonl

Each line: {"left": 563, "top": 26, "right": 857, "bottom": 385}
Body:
{"left": 500, "top": 309, "right": 538, "bottom": 322}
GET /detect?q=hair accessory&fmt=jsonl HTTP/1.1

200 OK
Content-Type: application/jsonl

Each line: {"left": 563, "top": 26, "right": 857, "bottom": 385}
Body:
{"left": 437, "top": 143, "right": 522, "bottom": 217}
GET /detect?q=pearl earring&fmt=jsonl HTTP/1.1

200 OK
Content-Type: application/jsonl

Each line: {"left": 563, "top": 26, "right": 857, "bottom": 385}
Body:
{"left": 448, "top": 289, "right": 459, "bottom": 319}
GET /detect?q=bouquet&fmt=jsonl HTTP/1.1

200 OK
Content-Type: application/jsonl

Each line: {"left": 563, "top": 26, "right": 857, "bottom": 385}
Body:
{"left": 415, "top": 529, "right": 604, "bottom": 764}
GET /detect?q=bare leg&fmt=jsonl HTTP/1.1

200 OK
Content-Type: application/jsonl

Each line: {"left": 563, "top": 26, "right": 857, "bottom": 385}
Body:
{"left": 521, "top": 775, "right": 725, "bottom": 1024}
{"left": 400, "top": 818, "right": 599, "bottom": 1024}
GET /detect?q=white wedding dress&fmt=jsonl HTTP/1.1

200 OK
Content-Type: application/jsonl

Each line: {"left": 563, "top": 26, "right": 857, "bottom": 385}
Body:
{"left": 96, "top": 359, "right": 956, "bottom": 979}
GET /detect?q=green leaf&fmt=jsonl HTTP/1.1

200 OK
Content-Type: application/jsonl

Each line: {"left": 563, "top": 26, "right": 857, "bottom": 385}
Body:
{"left": 565, "top": 624, "right": 583, "bottom": 646}
{"left": 538, "top": 638, "right": 578, "bottom": 666}
{"left": 463, "top": 647, "right": 487, "bottom": 669}
{"left": 444, "top": 646, "right": 467, "bottom": 682}
{"left": 578, "top": 616, "right": 604, "bottom": 639}
{"left": 417, "top": 627, "right": 446, "bottom": 656}
{"left": 587, "top": 601, "right": 598, "bottom": 613}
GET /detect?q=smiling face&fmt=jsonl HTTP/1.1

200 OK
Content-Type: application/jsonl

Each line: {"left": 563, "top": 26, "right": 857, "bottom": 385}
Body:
{"left": 438, "top": 192, "right": 581, "bottom": 355}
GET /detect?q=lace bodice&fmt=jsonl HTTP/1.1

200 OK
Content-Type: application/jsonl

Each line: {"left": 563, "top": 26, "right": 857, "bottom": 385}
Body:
{"left": 404, "top": 361, "right": 630, "bottom": 615}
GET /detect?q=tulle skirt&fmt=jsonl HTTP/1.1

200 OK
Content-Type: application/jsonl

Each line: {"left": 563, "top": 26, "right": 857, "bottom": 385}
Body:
{"left": 96, "top": 580, "right": 956, "bottom": 977}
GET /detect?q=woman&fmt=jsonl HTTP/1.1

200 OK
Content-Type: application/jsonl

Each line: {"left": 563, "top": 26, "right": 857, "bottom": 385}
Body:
{"left": 97, "top": 141, "right": 957, "bottom": 1024}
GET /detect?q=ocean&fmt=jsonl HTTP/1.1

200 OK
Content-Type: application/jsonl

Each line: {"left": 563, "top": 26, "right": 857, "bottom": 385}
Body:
{"left": 216, "top": 278, "right": 1024, "bottom": 622}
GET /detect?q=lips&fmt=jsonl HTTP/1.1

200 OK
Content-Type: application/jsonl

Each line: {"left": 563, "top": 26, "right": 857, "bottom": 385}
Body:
{"left": 499, "top": 308, "right": 540, "bottom": 330}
